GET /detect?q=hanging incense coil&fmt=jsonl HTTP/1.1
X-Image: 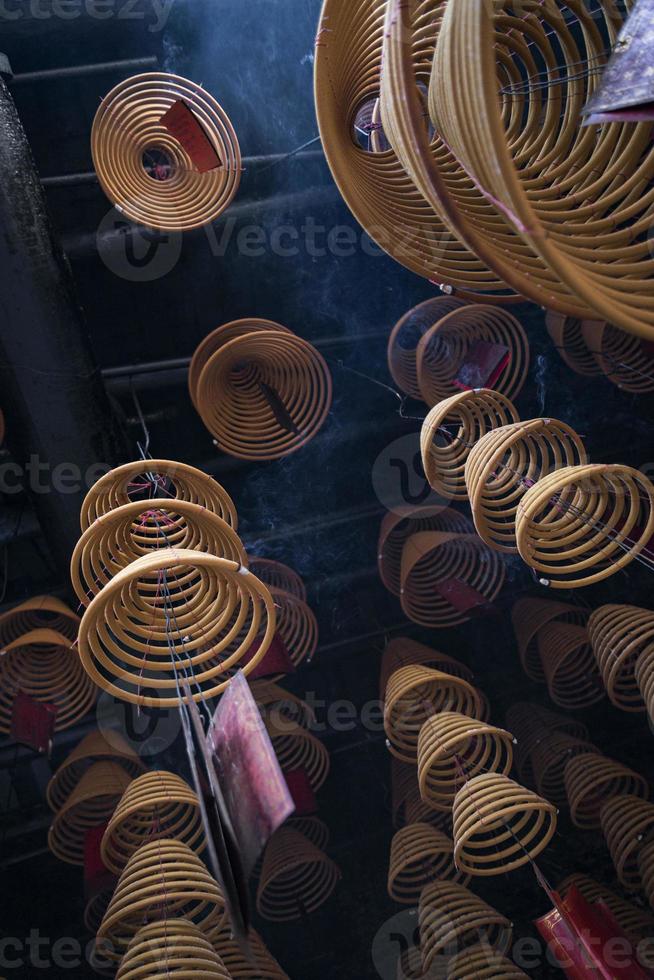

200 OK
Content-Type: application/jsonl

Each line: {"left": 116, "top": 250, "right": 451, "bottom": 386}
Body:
{"left": 81, "top": 459, "right": 238, "bottom": 531}
{"left": 101, "top": 770, "right": 203, "bottom": 874}
{"left": 589, "top": 604, "right": 654, "bottom": 712}
{"left": 287, "top": 816, "right": 330, "bottom": 851}
{"left": 538, "top": 622, "right": 605, "bottom": 710}
{"left": 558, "top": 873, "right": 654, "bottom": 945}
{"left": 269, "top": 586, "right": 318, "bottom": 669}
{"left": 189, "top": 319, "right": 332, "bottom": 461}
{"left": 378, "top": 505, "right": 472, "bottom": 597}
{"left": 388, "top": 823, "right": 469, "bottom": 904}
{"left": 265, "top": 717, "right": 330, "bottom": 791}
{"left": 580, "top": 320, "right": 654, "bottom": 395}
{"left": 48, "top": 761, "right": 133, "bottom": 865}
{"left": 545, "top": 314, "right": 604, "bottom": 379}
{"left": 215, "top": 926, "right": 289, "bottom": 979}
{"left": 384, "top": 665, "right": 482, "bottom": 764}
{"left": 256, "top": 827, "right": 340, "bottom": 921}
{"left": 417, "top": 712, "right": 514, "bottom": 812}
{"left": 505, "top": 702, "right": 590, "bottom": 786}
{"left": 0, "top": 595, "right": 79, "bottom": 645}
{"left": 639, "top": 841, "right": 654, "bottom": 911}
{"left": 511, "top": 597, "right": 589, "bottom": 683}
{"left": 416, "top": 305, "right": 529, "bottom": 406}
{"left": 405, "top": 788, "right": 452, "bottom": 834}
{"left": 248, "top": 558, "right": 306, "bottom": 601}
{"left": 421, "top": 389, "right": 519, "bottom": 501}
{"left": 47, "top": 729, "right": 146, "bottom": 812}
{"left": 452, "top": 773, "right": 557, "bottom": 876}
{"left": 447, "top": 945, "right": 528, "bottom": 979}
{"left": 91, "top": 72, "right": 241, "bottom": 232}
{"left": 636, "top": 645, "right": 654, "bottom": 729}
{"left": 0, "top": 629, "right": 97, "bottom": 735}
{"left": 84, "top": 887, "right": 114, "bottom": 935}
{"left": 600, "top": 795, "right": 654, "bottom": 891}
{"left": 96, "top": 839, "right": 226, "bottom": 963}
{"left": 388, "top": 297, "right": 469, "bottom": 398}
{"left": 396, "top": 945, "right": 425, "bottom": 980}
{"left": 565, "top": 753, "right": 649, "bottom": 831}
{"left": 251, "top": 679, "right": 316, "bottom": 730}
{"left": 116, "top": 919, "right": 231, "bottom": 979}
{"left": 400, "top": 531, "right": 505, "bottom": 628}
{"left": 72, "top": 499, "right": 247, "bottom": 607}
{"left": 380, "top": 637, "right": 473, "bottom": 702}
{"left": 466, "top": 419, "right": 588, "bottom": 554}
{"left": 530, "top": 732, "right": 598, "bottom": 809}
{"left": 419, "top": 881, "right": 512, "bottom": 973}
{"left": 77, "top": 549, "right": 275, "bottom": 708}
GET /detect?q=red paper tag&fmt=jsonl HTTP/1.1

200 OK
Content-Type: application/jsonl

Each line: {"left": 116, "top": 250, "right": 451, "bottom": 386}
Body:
{"left": 435, "top": 578, "right": 490, "bottom": 614}
{"left": 244, "top": 633, "right": 295, "bottom": 679}
{"left": 160, "top": 100, "right": 222, "bottom": 173}
{"left": 84, "top": 824, "right": 115, "bottom": 899}
{"left": 454, "top": 341, "right": 510, "bottom": 390}
{"left": 10, "top": 692, "right": 57, "bottom": 753}
{"left": 284, "top": 768, "right": 318, "bottom": 817}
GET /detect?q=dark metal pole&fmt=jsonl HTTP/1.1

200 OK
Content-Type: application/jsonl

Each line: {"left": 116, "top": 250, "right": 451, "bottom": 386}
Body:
{"left": 11, "top": 56, "right": 158, "bottom": 84}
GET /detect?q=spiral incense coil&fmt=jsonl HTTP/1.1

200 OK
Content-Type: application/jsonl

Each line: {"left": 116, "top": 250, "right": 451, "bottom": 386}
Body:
{"left": 565, "top": 753, "right": 649, "bottom": 831}
{"left": 636, "top": 646, "right": 654, "bottom": 729}
{"left": 48, "top": 761, "right": 133, "bottom": 865}
{"left": 101, "top": 770, "right": 204, "bottom": 874}
{"left": 384, "top": 666, "right": 482, "bottom": 764}
{"left": 269, "top": 587, "right": 318, "bottom": 669}
{"left": 378, "top": 505, "right": 473, "bottom": 597}
{"left": 380, "top": 637, "right": 474, "bottom": 702}
{"left": 84, "top": 888, "right": 114, "bottom": 935}
{"left": 388, "top": 823, "right": 470, "bottom": 903}
{"left": 419, "top": 881, "right": 512, "bottom": 972}
{"left": 47, "top": 729, "right": 146, "bottom": 812}
{"left": 511, "top": 598, "right": 589, "bottom": 683}
{"left": 248, "top": 558, "right": 306, "bottom": 601}
{"left": 396, "top": 946, "right": 425, "bottom": 980}
{"left": 116, "top": 919, "right": 231, "bottom": 979}
{"left": 189, "top": 319, "right": 332, "bottom": 461}
{"left": 558, "top": 874, "right": 654, "bottom": 945}
{"left": 215, "top": 926, "right": 289, "bottom": 980}
{"left": 405, "top": 788, "right": 452, "bottom": 834}
{"left": 81, "top": 459, "right": 238, "bottom": 531}
{"left": 400, "top": 532, "right": 505, "bottom": 628}
{"left": 388, "top": 297, "right": 469, "bottom": 398}
{"left": 0, "top": 595, "right": 79, "bottom": 645}
{"left": 545, "top": 314, "right": 603, "bottom": 378}
{"left": 589, "top": 604, "right": 654, "bottom": 712}
{"left": 505, "top": 702, "right": 590, "bottom": 786}
{"left": 639, "top": 841, "right": 654, "bottom": 912}
{"left": 530, "top": 733, "right": 598, "bottom": 810}
{"left": 265, "top": 718, "right": 330, "bottom": 792}
{"left": 452, "top": 773, "right": 557, "bottom": 877}
{"left": 77, "top": 549, "right": 275, "bottom": 708}
{"left": 287, "top": 816, "right": 330, "bottom": 852}
{"left": 538, "top": 622, "right": 605, "bottom": 711}
{"left": 251, "top": 679, "right": 316, "bottom": 730}
{"left": 96, "top": 839, "right": 226, "bottom": 962}
{"left": 466, "top": 419, "right": 588, "bottom": 554}
{"left": 600, "top": 795, "right": 654, "bottom": 891}
{"left": 417, "top": 712, "right": 514, "bottom": 812}
{"left": 447, "top": 945, "right": 528, "bottom": 979}
{"left": 0, "top": 629, "right": 97, "bottom": 735}
{"left": 580, "top": 321, "right": 654, "bottom": 395}
{"left": 91, "top": 72, "right": 241, "bottom": 232}
{"left": 256, "top": 827, "right": 340, "bottom": 921}
{"left": 72, "top": 499, "right": 247, "bottom": 608}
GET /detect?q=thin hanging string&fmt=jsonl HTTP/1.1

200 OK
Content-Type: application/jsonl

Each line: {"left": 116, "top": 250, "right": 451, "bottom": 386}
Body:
{"left": 554, "top": 345, "right": 654, "bottom": 384}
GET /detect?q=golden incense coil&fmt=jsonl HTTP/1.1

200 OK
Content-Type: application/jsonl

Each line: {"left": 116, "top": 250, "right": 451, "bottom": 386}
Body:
{"left": 447, "top": 944, "right": 529, "bottom": 979}
{"left": 0, "top": 595, "right": 79, "bottom": 645}
{"left": 77, "top": 549, "right": 276, "bottom": 708}
{"left": 265, "top": 717, "right": 330, "bottom": 792}
{"left": 248, "top": 558, "right": 306, "bottom": 601}
{"left": 538, "top": 622, "right": 605, "bottom": 710}
{"left": 84, "top": 888, "right": 114, "bottom": 935}
{"left": 638, "top": 840, "right": 654, "bottom": 912}
{"left": 287, "top": 816, "right": 330, "bottom": 851}
{"left": 116, "top": 919, "right": 231, "bottom": 979}
{"left": 378, "top": 505, "right": 472, "bottom": 597}
{"left": 545, "top": 313, "right": 603, "bottom": 378}
{"left": 419, "top": 880, "right": 512, "bottom": 973}
{"left": 215, "top": 926, "right": 289, "bottom": 979}
{"left": 48, "top": 761, "right": 133, "bottom": 865}
{"left": 558, "top": 873, "right": 654, "bottom": 945}
{"left": 380, "top": 637, "right": 473, "bottom": 703}
{"left": 251, "top": 679, "right": 316, "bottom": 730}
{"left": 256, "top": 827, "right": 340, "bottom": 921}
{"left": 269, "top": 586, "right": 318, "bottom": 670}
{"left": 452, "top": 773, "right": 557, "bottom": 876}
{"left": 421, "top": 389, "right": 519, "bottom": 501}
{"left": 565, "top": 753, "right": 649, "bottom": 831}
{"left": 589, "top": 604, "right": 654, "bottom": 712}
{"left": 388, "top": 823, "right": 469, "bottom": 904}
{"left": 505, "top": 701, "right": 590, "bottom": 786}
{"left": 581, "top": 320, "right": 654, "bottom": 394}
{"left": 47, "top": 729, "right": 145, "bottom": 812}
{"left": 388, "top": 297, "right": 469, "bottom": 398}
{"left": 600, "top": 794, "right": 654, "bottom": 891}
{"left": 636, "top": 644, "right": 654, "bottom": 729}
{"left": 511, "top": 597, "right": 589, "bottom": 683}
{"left": 530, "top": 732, "right": 598, "bottom": 809}
{"left": 405, "top": 786, "right": 452, "bottom": 834}
{"left": 91, "top": 72, "right": 241, "bottom": 232}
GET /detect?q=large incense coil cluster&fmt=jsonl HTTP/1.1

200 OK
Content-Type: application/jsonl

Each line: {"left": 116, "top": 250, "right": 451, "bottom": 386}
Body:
{"left": 600, "top": 795, "right": 654, "bottom": 891}
{"left": 0, "top": 629, "right": 97, "bottom": 734}
{"left": 447, "top": 944, "right": 529, "bottom": 979}
{"left": 387, "top": 823, "right": 469, "bottom": 903}
{"left": 417, "top": 712, "right": 514, "bottom": 812}
{"left": 251, "top": 680, "right": 315, "bottom": 730}
{"left": 256, "top": 827, "right": 340, "bottom": 921}
{"left": 248, "top": 558, "right": 306, "bottom": 601}
{"left": 101, "top": 770, "right": 203, "bottom": 874}
{"left": 452, "top": 773, "right": 557, "bottom": 877}
{"left": 589, "top": 604, "right": 654, "bottom": 712}
{"left": 565, "top": 753, "right": 649, "bottom": 831}
{"left": 530, "top": 732, "right": 597, "bottom": 810}
{"left": 96, "top": 839, "right": 226, "bottom": 962}
{"left": 378, "top": 506, "right": 473, "bottom": 597}
{"left": 91, "top": 72, "right": 241, "bottom": 232}
{"left": 0, "top": 595, "right": 79, "bottom": 644}
{"left": 265, "top": 717, "right": 330, "bottom": 791}
{"left": 506, "top": 701, "right": 590, "bottom": 786}
{"left": 215, "top": 927, "right": 289, "bottom": 979}
{"left": 538, "top": 622, "right": 605, "bottom": 710}
{"left": 380, "top": 637, "right": 473, "bottom": 702}
{"left": 268, "top": 586, "right": 319, "bottom": 670}
{"left": 511, "top": 598, "right": 589, "bottom": 683}
{"left": 47, "top": 729, "right": 146, "bottom": 811}
{"left": 388, "top": 296, "right": 468, "bottom": 399}
{"left": 48, "top": 761, "right": 133, "bottom": 865}
{"left": 558, "top": 873, "right": 654, "bottom": 945}
{"left": 420, "top": 389, "right": 518, "bottom": 501}
{"left": 418, "top": 881, "right": 512, "bottom": 973}
{"left": 189, "top": 319, "right": 332, "bottom": 461}
{"left": 416, "top": 305, "right": 529, "bottom": 406}
{"left": 115, "top": 919, "right": 231, "bottom": 979}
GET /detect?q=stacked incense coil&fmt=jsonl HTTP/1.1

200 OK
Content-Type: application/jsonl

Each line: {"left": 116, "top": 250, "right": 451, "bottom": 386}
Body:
{"left": 391, "top": 758, "right": 451, "bottom": 833}
{"left": 379, "top": 637, "right": 474, "bottom": 702}
{"left": 91, "top": 72, "right": 241, "bottom": 232}
{"left": 600, "top": 795, "right": 654, "bottom": 891}
{"left": 538, "top": 622, "right": 605, "bottom": 710}
{"left": 189, "top": 319, "right": 332, "bottom": 460}
{"left": 267, "top": 586, "right": 318, "bottom": 670}
{"left": 215, "top": 926, "right": 289, "bottom": 979}
{"left": 116, "top": 920, "right": 231, "bottom": 979}
{"left": 547, "top": 314, "right": 654, "bottom": 394}
{"left": 558, "top": 873, "right": 654, "bottom": 947}
{"left": 387, "top": 823, "right": 469, "bottom": 903}
{"left": 506, "top": 702, "right": 591, "bottom": 787}
{"left": 0, "top": 594, "right": 79, "bottom": 644}
{"left": 589, "top": 604, "right": 654, "bottom": 713}
{"left": 264, "top": 717, "right": 330, "bottom": 791}
{"left": 639, "top": 841, "right": 654, "bottom": 911}
{"left": 447, "top": 945, "right": 529, "bottom": 979}
{"left": 529, "top": 731, "right": 597, "bottom": 810}
{"left": 378, "top": 505, "right": 472, "bottom": 597}
{"left": 256, "top": 827, "right": 341, "bottom": 921}
{"left": 248, "top": 557, "right": 306, "bottom": 600}
{"left": 565, "top": 753, "right": 650, "bottom": 831}
{"left": 387, "top": 296, "right": 468, "bottom": 398}
{"left": 511, "top": 598, "right": 589, "bottom": 683}
{"left": 47, "top": 729, "right": 146, "bottom": 811}
{"left": 418, "top": 881, "right": 512, "bottom": 973}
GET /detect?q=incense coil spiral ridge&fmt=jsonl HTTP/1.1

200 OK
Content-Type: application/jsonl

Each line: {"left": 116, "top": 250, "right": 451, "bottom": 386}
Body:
{"left": 511, "top": 598, "right": 589, "bottom": 683}
{"left": 505, "top": 701, "right": 590, "bottom": 786}
{"left": 378, "top": 505, "right": 473, "bottom": 597}
{"left": 419, "top": 881, "right": 512, "bottom": 972}
{"left": 48, "top": 761, "right": 133, "bottom": 865}
{"left": 248, "top": 558, "right": 306, "bottom": 601}
{"left": 636, "top": 645, "right": 654, "bottom": 729}
{"left": 639, "top": 841, "right": 654, "bottom": 912}
{"left": 91, "top": 72, "right": 241, "bottom": 232}
{"left": 600, "top": 795, "right": 654, "bottom": 891}
{"left": 580, "top": 320, "right": 654, "bottom": 395}
{"left": 265, "top": 717, "right": 330, "bottom": 791}
{"left": 84, "top": 888, "right": 115, "bottom": 936}
{"left": 565, "top": 753, "right": 649, "bottom": 831}
{"left": 47, "top": 729, "right": 146, "bottom": 812}
{"left": 545, "top": 313, "right": 603, "bottom": 379}
{"left": 0, "top": 595, "right": 79, "bottom": 645}
{"left": 251, "top": 680, "right": 316, "bottom": 730}
{"left": 80, "top": 459, "right": 238, "bottom": 531}
{"left": 447, "top": 944, "right": 529, "bottom": 979}
{"left": 530, "top": 732, "right": 597, "bottom": 810}
{"left": 388, "top": 823, "right": 470, "bottom": 904}
{"left": 96, "top": 839, "right": 226, "bottom": 962}
{"left": 558, "top": 873, "right": 654, "bottom": 945}
{"left": 116, "top": 919, "right": 231, "bottom": 979}
{"left": 380, "top": 637, "right": 474, "bottom": 702}
{"left": 269, "top": 587, "right": 318, "bottom": 670}
{"left": 452, "top": 773, "right": 557, "bottom": 877}
{"left": 215, "top": 926, "right": 289, "bottom": 979}
{"left": 257, "top": 827, "right": 340, "bottom": 921}
{"left": 0, "top": 629, "right": 97, "bottom": 735}
{"left": 287, "top": 816, "right": 330, "bottom": 851}
{"left": 77, "top": 549, "right": 276, "bottom": 708}
{"left": 388, "top": 297, "right": 469, "bottom": 398}
{"left": 466, "top": 419, "right": 588, "bottom": 554}
{"left": 421, "top": 389, "right": 519, "bottom": 501}
{"left": 384, "top": 666, "right": 482, "bottom": 764}
{"left": 189, "top": 319, "right": 332, "bottom": 461}
{"left": 589, "top": 604, "right": 654, "bottom": 712}
{"left": 101, "top": 770, "right": 204, "bottom": 874}
{"left": 416, "top": 305, "right": 529, "bottom": 406}
{"left": 417, "top": 712, "right": 514, "bottom": 812}
{"left": 400, "top": 531, "right": 505, "bottom": 628}
{"left": 538, "top": 622, "right": 604, "bottom": 710}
